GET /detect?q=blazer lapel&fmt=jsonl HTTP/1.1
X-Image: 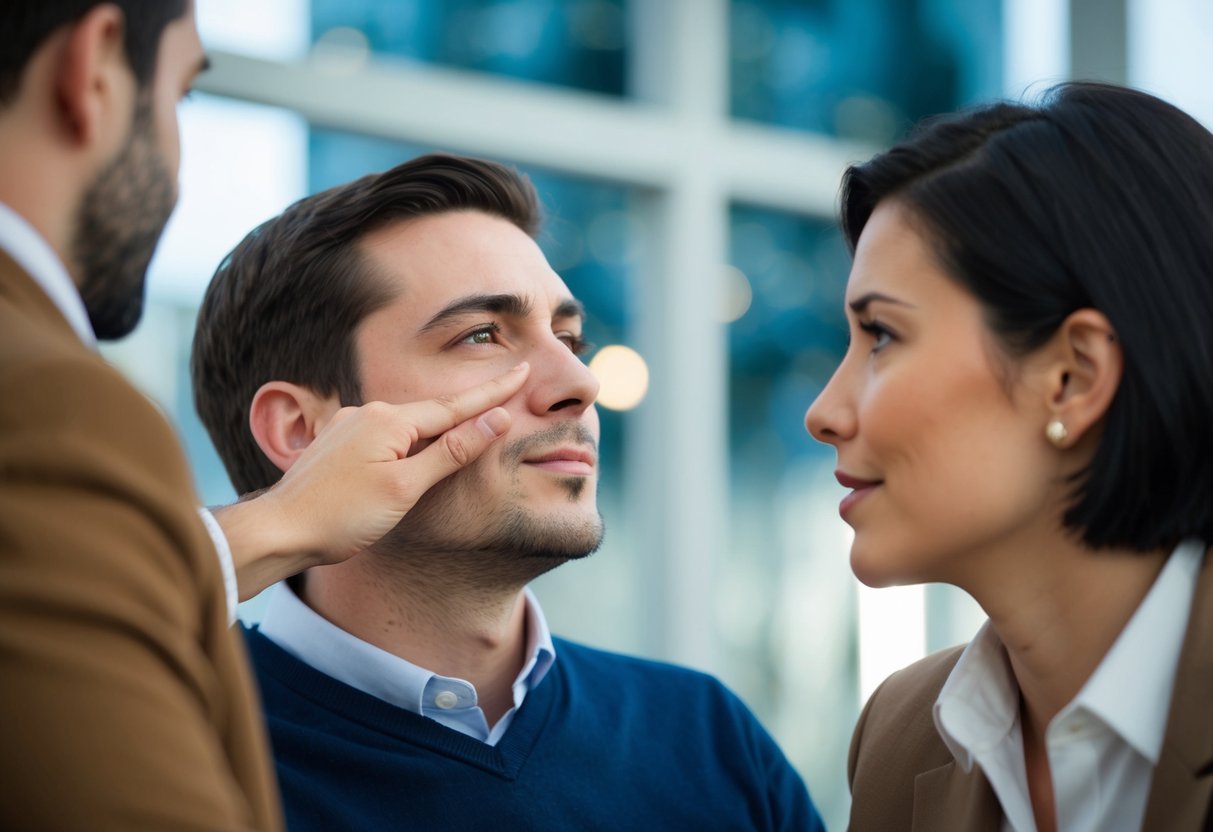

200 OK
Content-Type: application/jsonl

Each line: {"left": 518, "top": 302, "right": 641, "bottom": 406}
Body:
{"left": 1141, "top": 547, "right": 1213, "bottom": 831}
{"left": 0, "top": 249, "right": 81, "bottom": 341}
{"left": 912, "top": 759, "right": 1002, "bottom": 832}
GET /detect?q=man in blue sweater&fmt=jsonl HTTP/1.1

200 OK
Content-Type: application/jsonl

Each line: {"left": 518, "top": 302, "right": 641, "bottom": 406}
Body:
{"left": 192, "top": 153, "right": 825, "bottom": 831}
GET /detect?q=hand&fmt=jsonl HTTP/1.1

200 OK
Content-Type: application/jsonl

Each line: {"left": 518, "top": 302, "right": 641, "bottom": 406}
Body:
{"left": 214, "top": 362, "right": 530, "bottom": 599}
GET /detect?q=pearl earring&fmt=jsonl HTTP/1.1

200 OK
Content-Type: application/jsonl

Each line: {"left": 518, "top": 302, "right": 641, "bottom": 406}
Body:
{"left": 1045, "top": 419, "right": 1068, "bottom": 446}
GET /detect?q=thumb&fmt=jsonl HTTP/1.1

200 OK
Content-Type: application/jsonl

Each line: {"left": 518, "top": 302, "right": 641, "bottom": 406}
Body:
{"left": 400, "top": 407, "right": 511, "bottom": 492}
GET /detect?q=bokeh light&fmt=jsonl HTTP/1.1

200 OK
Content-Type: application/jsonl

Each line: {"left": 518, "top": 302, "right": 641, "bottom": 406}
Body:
{"left": 588, "top": 344, "right": 649, "bottom": 411}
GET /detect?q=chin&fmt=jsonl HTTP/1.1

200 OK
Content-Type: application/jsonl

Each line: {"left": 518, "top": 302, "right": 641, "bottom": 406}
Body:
{"left": 849, "top": 544, "right": 907, "bottom": 589}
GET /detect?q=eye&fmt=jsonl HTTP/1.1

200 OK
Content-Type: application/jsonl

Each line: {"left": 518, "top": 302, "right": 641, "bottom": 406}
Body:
{"left": 858, "top": 319, "right": 895, "bottom": 353}
{"left": 557, "top": 332, "right": 592, "bottom": 356}
{"left": 457, "top": 323, "right": 501, "bottom": 346}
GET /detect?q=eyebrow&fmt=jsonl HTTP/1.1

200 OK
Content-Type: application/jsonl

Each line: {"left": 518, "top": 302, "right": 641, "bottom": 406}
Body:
{"left": 419, "top": 293, "right": 586, "bottom": 333}
{"left": 553, "top": 298, "right": 586, "bottom": 322}
{"left": 848, "top": 291, "right": 916, "bottom": 314}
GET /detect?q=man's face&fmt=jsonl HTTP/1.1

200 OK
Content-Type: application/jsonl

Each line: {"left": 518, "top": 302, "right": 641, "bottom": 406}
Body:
{"left": 353, "top": 210, "right": 604, "bottom": 575}
{"left": 75, "top": 6, "right": 206, "bottom": 339}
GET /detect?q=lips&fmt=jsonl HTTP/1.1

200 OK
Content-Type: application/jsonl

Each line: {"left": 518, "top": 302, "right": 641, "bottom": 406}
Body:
{"left": 835, "top": 471, "right": 881, "bottom": 490}
{"left": 835, "top": 469, "right": 882, "bottom": 519}
{"left": 522, "top": 447, "right": 597, "bottom": 477}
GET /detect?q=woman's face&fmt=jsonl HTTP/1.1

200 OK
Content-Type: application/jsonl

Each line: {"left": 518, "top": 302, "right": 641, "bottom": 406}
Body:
{"left": 806, "top": 200, "right": 1062, "bottom": 589}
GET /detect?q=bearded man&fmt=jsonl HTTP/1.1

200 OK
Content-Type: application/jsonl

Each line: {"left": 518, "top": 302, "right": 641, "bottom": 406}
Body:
{"left": 0, "top": 5, "right": 522, "bottom": 828}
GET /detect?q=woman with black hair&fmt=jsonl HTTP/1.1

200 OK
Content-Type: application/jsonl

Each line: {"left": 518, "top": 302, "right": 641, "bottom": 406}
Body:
{"left": 807, "top": 83, "right": 1213, "bottom": 831}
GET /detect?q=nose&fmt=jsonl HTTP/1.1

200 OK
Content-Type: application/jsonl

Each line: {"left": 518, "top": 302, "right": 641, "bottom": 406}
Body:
{"left": 805, "top": 363, "right": 856, "bottom": 447}
{"left": 523, "top": 335, "right": 600, "bottom": 417}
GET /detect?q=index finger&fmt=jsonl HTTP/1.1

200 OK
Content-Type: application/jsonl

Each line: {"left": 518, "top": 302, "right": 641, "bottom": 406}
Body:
{"left": 400, "top": 362, "right": 530, "bottom": 439}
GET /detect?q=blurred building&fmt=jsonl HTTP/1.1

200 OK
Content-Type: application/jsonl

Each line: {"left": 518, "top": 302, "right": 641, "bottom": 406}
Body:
{"left": 101, "top": 1, "right": 1213, "bottom": 827}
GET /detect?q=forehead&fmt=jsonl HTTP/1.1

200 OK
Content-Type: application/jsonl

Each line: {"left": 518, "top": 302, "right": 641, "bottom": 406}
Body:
{"left": 155, "top": 4, "right": 205, "bottom": 82}
{"left": 359, "top": 210, "right": 575, "bottom": 317}
{"left": 847, "top": 201, "right": 953, "bottom": 301}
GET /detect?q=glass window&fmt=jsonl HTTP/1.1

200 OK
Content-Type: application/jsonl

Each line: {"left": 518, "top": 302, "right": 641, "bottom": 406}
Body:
{"left": 724, "top": 204, "right": 854, "bottom": 823}
{"left": 311, "top": 0, "right": 628, "bottom": 96}
{"left": 730, "top": 0, "right": 1003, "bottom": 142}
{"left": 197, "top": 0, "right": 309, "bottom": 60}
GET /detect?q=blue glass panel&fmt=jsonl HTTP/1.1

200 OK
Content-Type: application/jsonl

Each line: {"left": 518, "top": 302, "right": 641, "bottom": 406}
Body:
{"left": 728, "top": 204, "right": 849, "bottom": 464}
{"left": 731, "top": 0, "right": 1003, "bottom": 140}
{"left": 312, "top": 0, "right": 627, "bottom": 96}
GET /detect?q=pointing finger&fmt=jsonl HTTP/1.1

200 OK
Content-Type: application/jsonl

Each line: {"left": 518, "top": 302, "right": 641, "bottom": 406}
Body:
{"left": 402, "top": 362, "right": 529, "bottom": 440}
{"left": 399, "top": 406, "right": 512, "bottom": 492}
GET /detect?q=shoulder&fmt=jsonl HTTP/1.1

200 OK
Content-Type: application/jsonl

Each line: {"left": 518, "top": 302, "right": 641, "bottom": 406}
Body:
{"left": 0, "top": 316, "right": 194, "bottom": 496}
{"left": 551, "top": 638, "right": 821, "bottom": 827}
{"left": 552, "top": 637, "right": 735, "bottom": 700}
{"left": 847, "top": 645, "right": 965, "bottom": 827}
{"left": 550, "top": 638, "right": 785, "bottom": 757}
{"left": 0, "top": 304, "right": 215, "bottom": 615}
{"left": 851, "top": 644, "right": 963, "bottom": 767}
{"left": 863, "top": 644, "right": 965, "bottom": 724}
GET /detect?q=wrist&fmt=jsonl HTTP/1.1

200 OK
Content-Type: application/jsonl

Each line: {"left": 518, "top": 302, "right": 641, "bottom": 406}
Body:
{"left": 212, "top": 492, "right": 318, "bottom": 601}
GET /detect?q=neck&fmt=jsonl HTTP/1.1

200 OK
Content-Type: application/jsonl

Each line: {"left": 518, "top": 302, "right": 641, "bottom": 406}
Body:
{"left": 300, "top": 549, "right": 536, "bottom": 726}
{"left": 961, "top": 534, "right": 1168, "bottom": 736}
{"left": 0, "top": 123, "right": 89, "bottom": 285}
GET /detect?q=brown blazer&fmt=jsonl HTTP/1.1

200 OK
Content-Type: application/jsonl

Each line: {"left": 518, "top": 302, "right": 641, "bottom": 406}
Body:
{"left": 848, "top": 550, "right": 1213, "bottom": 832}
{"left": 0, "top": 252, "right": 282, "bottom": 831}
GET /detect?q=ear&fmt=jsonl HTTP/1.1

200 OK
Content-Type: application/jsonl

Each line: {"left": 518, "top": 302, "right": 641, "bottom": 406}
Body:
{"left": 248, "top": 382, "right": 342, "bottom": 474}
{"left": 53, "top": 4, "right": 132, "bottom": 146}
{"left": 1039, "top": 308, "right": 1122, "bottom": 448}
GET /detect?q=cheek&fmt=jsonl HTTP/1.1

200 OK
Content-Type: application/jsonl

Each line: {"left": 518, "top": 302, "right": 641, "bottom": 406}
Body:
{"left": 152, "top": 97, "right": 182, "bottom": 175}
{"left": 861, "top": 355, "right": 1041, "bottom": 527}
{"left": 857, "top": 370, "right": 954, "bottom": 471}
{"left": 863, "top": 372, "right": 1047, "bottom": 549}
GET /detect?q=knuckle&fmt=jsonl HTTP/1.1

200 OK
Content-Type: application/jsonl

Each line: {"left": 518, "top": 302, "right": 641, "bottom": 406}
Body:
{"left": 442, "top": 430, "right": 472, "bottom": 467}
{"left": 387, "top": 479, "right": 418, "bottom": 509}
{"left": 361, "top": 400, "right": 390, "bottom": 419}
{"left": 433, "top": 394, "right": 461, "bottom": 418}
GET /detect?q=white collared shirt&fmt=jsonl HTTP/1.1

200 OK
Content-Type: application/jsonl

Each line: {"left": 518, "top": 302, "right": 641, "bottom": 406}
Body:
{"left": 934, "top": 539, "right": 1205, "bottom": 832}
{"left": 0, "top": 200, "right": 240, "bottom": 621}
{"left": 0, "top": 201, "right": 94, "bottom": 347}
{"left": 255, "top": 581, "right": 557, "bottom": 746}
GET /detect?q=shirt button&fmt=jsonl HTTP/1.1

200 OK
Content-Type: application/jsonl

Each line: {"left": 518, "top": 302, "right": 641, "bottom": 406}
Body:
{"left": 434, "top": 690, "right": 459, "bottom": 710}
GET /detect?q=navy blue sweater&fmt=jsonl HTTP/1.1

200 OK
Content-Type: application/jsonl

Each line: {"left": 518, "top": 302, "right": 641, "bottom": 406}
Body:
{"left": 245, "top": 627, "right": 824, "bottom": 831}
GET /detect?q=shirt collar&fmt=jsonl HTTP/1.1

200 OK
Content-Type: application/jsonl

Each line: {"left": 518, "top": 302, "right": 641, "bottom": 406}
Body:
{"left": 935, "top": 539, "right": 1206, "bottom": 769}
{"left": 934, "top": 619, "right": 1020, "bottom": 772}
{"left": 0, "top": 201, "right": 96, "bottom": 348}
{"left": 255, "top": 579, "right": 557, "bottom": 714}
{"left": 516, "top": 585, "right": 557, "bottom": 699}
{"left": 1068, "top": 538, "right": 1204, "bottom": 762}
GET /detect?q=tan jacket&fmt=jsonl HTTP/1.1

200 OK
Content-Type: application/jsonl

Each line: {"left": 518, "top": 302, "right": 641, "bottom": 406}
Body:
{"left": 848, "top": 550, "right": 1213, "bottom": 832}
{"left": 0, "top": 252, "right": 282, "bottom": 830}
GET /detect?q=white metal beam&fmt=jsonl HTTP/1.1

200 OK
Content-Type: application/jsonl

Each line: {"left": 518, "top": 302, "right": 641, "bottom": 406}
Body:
{"left": 195, "top": 49, "right": 867, "bottom": 217}
{"left": 623, "top": 0, "right": 731, "bottom": 672}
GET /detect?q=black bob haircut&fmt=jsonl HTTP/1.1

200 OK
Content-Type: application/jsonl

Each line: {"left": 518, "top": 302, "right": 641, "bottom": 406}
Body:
{"left": 840, "top": 82, "right": 1213, "bottom": 552}
{"left": 0, "top": 1, "right": 188, "bottom": 104}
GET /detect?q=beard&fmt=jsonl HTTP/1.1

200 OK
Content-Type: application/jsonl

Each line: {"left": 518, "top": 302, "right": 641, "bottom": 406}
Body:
{"left": 73, "top": 96, "right": 177, "bottom": 340}
{"left": 373, "top": 421, "right": 605, "bottom": 585}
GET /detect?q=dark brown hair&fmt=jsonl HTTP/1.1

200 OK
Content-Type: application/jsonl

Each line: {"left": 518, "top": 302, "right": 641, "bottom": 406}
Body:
{"left": 0, "top": 1, "right": 187, "bottom": 104}
{"left": 191, "top": 153, "right": 541, "bottom": 494}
